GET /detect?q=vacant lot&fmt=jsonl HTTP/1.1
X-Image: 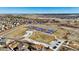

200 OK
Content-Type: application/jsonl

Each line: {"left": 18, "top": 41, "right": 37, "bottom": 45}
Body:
{"left": 29, "top": 31, "right": 55, "bottom": 44}
{"left": 5, "top": 24, "right": 27, "bottom": 38}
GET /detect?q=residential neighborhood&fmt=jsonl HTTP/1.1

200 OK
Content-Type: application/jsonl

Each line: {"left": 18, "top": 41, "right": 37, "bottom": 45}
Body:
{"left": 0, "top": 14, "right": 79, "bottom": 51}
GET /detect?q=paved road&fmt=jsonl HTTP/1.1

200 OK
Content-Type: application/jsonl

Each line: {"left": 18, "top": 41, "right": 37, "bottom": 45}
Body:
{"left": 63, "top": 45, "right": 77, "bottom": 51}
{"left": 61, "top": 26, "right": 79, "bottom": 34}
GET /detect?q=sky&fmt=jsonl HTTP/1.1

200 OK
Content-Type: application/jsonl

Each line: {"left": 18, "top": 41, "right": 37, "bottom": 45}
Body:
{"left": 0, "top": 7, "right": 79, "bottom": 14}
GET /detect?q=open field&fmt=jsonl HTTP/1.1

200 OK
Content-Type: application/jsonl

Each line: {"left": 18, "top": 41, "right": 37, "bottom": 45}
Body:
{"left": 29, "top": 31, "right": 55, "bottom": 44}
{"left": 53, "top": 28, "right": 68, "bottom": 39}
{"left": 5, "top": 24, "right": 27, "bottom": 38}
